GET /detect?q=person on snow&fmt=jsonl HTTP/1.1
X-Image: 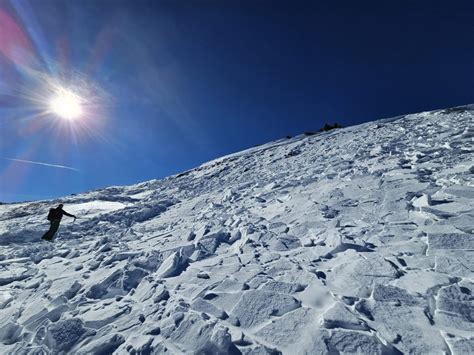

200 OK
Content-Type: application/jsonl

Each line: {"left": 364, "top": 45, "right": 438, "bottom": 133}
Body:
{"left": 42, "top": 204, "right": 77, "bottom": 242}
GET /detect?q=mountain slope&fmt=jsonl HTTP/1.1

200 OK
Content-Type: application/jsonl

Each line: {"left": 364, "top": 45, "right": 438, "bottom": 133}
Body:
{"left": 0, "top": 106, "right": 473, "bottom": 354}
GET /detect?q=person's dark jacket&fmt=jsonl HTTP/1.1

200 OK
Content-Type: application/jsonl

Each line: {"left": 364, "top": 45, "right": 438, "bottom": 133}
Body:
{"left": 51, "top": 207, "right": 76, "bottom": 221}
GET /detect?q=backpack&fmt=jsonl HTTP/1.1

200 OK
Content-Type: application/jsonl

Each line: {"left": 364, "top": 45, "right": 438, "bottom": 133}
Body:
{"left": 47, "top": 208, "right": 56, "bottom": 221}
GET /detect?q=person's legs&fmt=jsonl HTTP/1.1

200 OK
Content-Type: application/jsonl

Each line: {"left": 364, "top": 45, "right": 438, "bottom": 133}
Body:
{"left": 42, "top": 222, "right": 53, "bottom": 240}
{"left": 49, "top": 220, "right": 60, "bottom": 240}
{"left": 42, "top": 220, "right": 60, "bottom": 241}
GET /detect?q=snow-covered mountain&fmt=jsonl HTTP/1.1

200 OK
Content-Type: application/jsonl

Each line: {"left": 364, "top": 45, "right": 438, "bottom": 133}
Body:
{"left": 1, "top": 106, "right": 473, "bottom": 354}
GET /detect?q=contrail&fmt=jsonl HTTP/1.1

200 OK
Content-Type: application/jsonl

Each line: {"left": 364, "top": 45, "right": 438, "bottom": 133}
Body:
{"left": 1, "top": 157, "right": 80, "bottom": 172}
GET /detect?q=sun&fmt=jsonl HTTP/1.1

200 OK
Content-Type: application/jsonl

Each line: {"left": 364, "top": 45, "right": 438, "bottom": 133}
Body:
{"left": 49, "top": 88, "right": 83, "bottom": 120}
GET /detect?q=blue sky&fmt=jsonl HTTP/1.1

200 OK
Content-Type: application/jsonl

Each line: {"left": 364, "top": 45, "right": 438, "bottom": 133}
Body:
{"left": 1, "top": 0, "right": 473, "bottom": 202}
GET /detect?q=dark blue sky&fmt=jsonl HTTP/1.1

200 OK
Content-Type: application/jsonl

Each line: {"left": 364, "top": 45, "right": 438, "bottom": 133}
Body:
{"left": 1, "top": 0, "right": 473, "bottom": 202}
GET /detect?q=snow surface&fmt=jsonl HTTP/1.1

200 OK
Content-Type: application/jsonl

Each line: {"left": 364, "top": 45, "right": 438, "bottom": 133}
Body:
{"left": 0, "top": 105, "right": 473, "bottom": 354}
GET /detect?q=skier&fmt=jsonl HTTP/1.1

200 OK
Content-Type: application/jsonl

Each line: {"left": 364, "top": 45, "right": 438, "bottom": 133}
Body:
{"left": 41, "top": 204, "right": 77, "bottom": 242}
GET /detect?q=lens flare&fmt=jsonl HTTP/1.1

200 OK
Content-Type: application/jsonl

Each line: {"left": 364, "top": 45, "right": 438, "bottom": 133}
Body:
{"left": 49, "top": 88, "right": 83, "bottom": 120}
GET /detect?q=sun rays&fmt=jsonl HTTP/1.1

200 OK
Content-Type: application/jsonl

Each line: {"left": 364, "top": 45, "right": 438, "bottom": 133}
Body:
{"left": 49, "top": 87, "right": 83, "bottom": 120}
{"left": 0, "top": 4, "right": 114, "bottom": 137}
{"left": 13, "top": 67, "right": 110, "bottom": 145}
{"left": 0, "top": 4, "right": 114, "bottom": 191}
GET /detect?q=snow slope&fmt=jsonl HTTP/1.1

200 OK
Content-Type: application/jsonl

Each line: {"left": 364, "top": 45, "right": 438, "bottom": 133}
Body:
{"left": 0, "top": 105, "right": 473, "bottom": 354}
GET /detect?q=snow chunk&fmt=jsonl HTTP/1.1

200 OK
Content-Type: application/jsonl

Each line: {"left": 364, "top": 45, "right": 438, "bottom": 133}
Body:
{"left": 372, "top": 285, "right": 420, "bottom": 306}
{"left": 77, "top": 333, "right": 125, "bottom": 354}
{"left": 156, "top": 249, "right": 189, "bottom": 278}
{"left": 437, "top": 284, "right": 473, "bottom": 323}
{"left": 325, "top": 255, "right": 400, "bottom": 297}
{"left": 255, "top": 307, "right": 327, "bottom": 351}
{"left": 231, "top": 290, "right": 301, "bottom": 328}
{"left": 323, "top": 302, "right": 369, "bottom": 331}
{"left": 267, "top": 234, "right": 301, "bottom": 251}
{"left": 45, "top": 318, "right": 88, "bottom": 352}
{"left": 260, "top": 280, "right": 305, "bottom": 294}
{"left": 167, "top": 313, "right": 237, "bottom": 353}
{"left": 0, "top": 322, "right": 22, "bottom": 345}
{"left": 428, "top": 233, "right": 474, "bottom": 254}
{"left": 191, "top": 298, "right": 228, "bottom": 319}
{"left": 325, "top": 329, "right": 388, "bottom": 354}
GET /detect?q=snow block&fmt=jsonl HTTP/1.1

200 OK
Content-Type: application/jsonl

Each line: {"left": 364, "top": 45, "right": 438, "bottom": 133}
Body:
{"left": 428, "top": 233, "right": 474, "bottom": 253}
{"left": 437, "top": 284, "right": 474, "bottom": 323}
{"left": 268, "top": 234, "right": 301, "bottom": 251}
{"left": 255, "top": 308, "right": 327, "bottom": 350}
{"left": 191, "top": 298, "right": 228, "bottom": 319}
{"left": 122, "top": 267, "right": 148, "bottom": 291}
{"left": 0, "top": 322, "right": 22, "bottom": 345}
{"left": 231, "top": 290, "right": 301, "bottom": 328}
{"left": 322, "top": 302, "right": 369, "bottom": 331}
{"left": 156, "top": 249, "right": 189, "bottom": 278}
{"left": 260, "top": 280, "right": 305, "bottom": 294}
{"left": 45, "top": 318, "right": 88, "bottom": 352}
{"left": 372, "top": 285, "right": 421, "bottom": 306}
{"left": 77, "top": 333, "right": 125, "bottom": 354}
{"left": 325, "top": 329, "right": 389, "bottom": 354}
